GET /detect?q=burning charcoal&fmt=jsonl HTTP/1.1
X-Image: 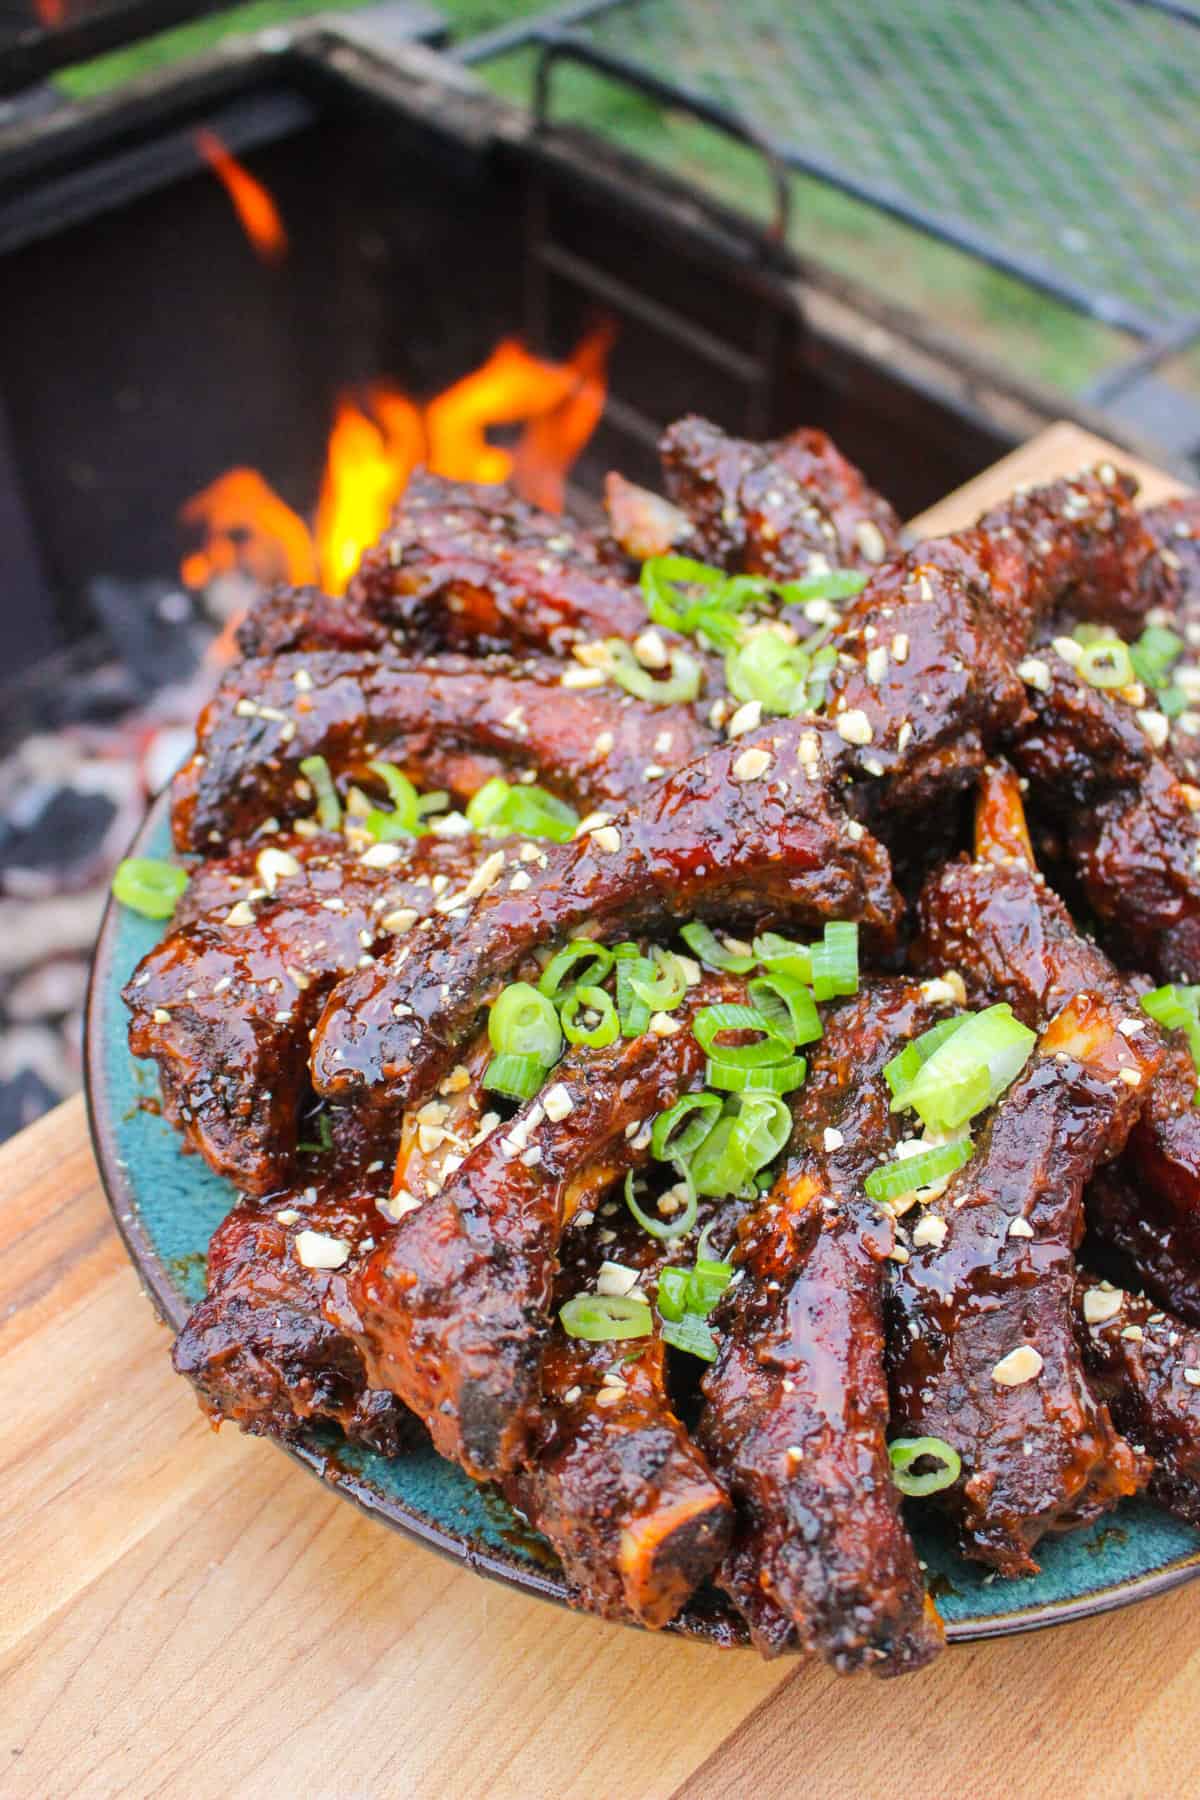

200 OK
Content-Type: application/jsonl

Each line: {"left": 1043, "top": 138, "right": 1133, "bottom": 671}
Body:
{"left": 87, "top": 577, "right": 208, "bottom": 696}
{"left": 0, "top": 1068, "right": 63, "bottom": 1138}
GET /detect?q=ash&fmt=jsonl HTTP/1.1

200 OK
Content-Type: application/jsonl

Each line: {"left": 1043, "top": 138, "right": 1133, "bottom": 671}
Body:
{"left": 0, "top": 569, "right": 256, "bottom": 1140}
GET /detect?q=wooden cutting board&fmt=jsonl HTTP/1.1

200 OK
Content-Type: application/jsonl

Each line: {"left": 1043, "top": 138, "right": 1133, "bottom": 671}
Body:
{"left": 2, "top": 425, "right": 1197, "bottom": 1800}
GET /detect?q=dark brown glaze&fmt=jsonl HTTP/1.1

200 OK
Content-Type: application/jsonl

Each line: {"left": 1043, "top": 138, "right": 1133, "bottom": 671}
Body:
{"left": 235, "top": 584, "right": 390, "bottom": 660}
{"left": 919, "top": 765, "right": 1200, "bottom": 1327}
{"left": 346, "top": 471, "right": 648, "bottom": 658}
{"left": 1008, "top": 650, "right": 1200, "bottom": 981}
{"left": 310, "top": 720, "right": 900, "bottom": 1113}
{"left": 508, "top": 1191, "right": 743, "bottom": 1629}
{"left": 124, "top": 834, "right": 492, "bottom": 1194}
{"left": 1086, "top": 1166, "right": 1200, "bottom": 1329}
{"left": 172, "top": 830, "right": 347, "bottom": 927}
{"left": 972, "top": 467, "right": 1174, "bottom": 640}
{"left": 170, "top": 650, "right": 714, "bottom": 854}
{"left": 1132, "top": 497, "right": 1200, "bottom": 786}
{"left": 331, "top": 981, "right": 734, "bottom": 1479}
{"left": 887, "top": 995, "right": 1155, "bottom": 1575}
{"left": 1143, "top": 495, "right": 1200, "bottom": 633}
{"left": 699, "top": 981, "right": 946, "bottom": 1676}
{"left": 659, "top": 415, "right": 903, "bottom": 579}
{"left": 822, "top": 468, "right": 1161, "bottom": 827}
{"left": 172, "top": 1158, "right": 412, "bottom": 1455}
{"left": 1074, "top": 1275, "right": 1200, "bottom": 1528}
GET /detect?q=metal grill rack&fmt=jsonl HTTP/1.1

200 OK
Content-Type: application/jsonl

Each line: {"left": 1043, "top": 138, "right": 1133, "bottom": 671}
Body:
{"left": 459, "top": 0, "right": 1200, "bottom": 421}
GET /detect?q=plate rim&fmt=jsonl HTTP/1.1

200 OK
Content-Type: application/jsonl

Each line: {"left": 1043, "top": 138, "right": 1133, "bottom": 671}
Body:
{"left": 84, "top": 790, "right": 1200, "bottom": 1649}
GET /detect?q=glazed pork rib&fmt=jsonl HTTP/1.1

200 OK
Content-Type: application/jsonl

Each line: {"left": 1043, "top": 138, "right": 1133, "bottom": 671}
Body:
{"left": 820, "top": 467, "right": 1170, "bottom": 826}
{"left": 887, "top": 992, "right": 1155, "bottom": 1575}
{"left": 331, "top": 978, "right": 736, "bottom": 1479}
{"left": 1008, "top": 650, "right": 1200, "bottom": 981}
{"left": 309, "top": 719, "right": 900, "bottom": 1114}
{"left": 655, "top": 415, "right": 904, "bottom": 578}
{"left": 917, "top": 762, "right": 1200, "bottom": 1317}
{"left": 172, "top": 1147, "right": 412, "bottom": 1455}
{"left": 171, "top": 651, "right": 714, "bottom": 854}
{"left": 508, "top": 1189, "right": 743, "bottom": 1630}
{"left": 124, "top": 832, "right": 498, "bottom": 1194}
{"left": 239, "top": 473, "right": 646, "bottom": 662}
{"left": 699, "top": 980, "right": 949, "bottom": 1677}
{"left": 1074, "top": 1274, "right": 1200, "bottom": 1529}
{"left": 348, "top": 471, "right": 647, "bottom": 658}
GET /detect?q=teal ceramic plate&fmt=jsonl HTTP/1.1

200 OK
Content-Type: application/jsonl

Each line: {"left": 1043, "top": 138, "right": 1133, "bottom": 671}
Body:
{"left": 86, "top": 795, "right": 1200, "bottom": 1645}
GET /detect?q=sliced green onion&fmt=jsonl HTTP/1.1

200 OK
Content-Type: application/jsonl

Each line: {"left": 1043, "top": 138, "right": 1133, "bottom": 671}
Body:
{"left": 298, "top": 754, "right": 342, "bottom": 830}
{"left": 616, "top": 953, "right": 655, "bottom": 1037}
{"left": 417, "top": 789, "right": 450, "bottom": 818}
{"left": 680, "top": 921, "right": 756, "bottom": 973}
{"left": 1158, "top": 683, "right": 1188, "bottom": 719}
{"left": 889, "top": 1435, "right": 962, "bottom": 1497}
{"left": 624, "top": 1167, "right": 698, "bottom": 1241}
{"left": 560, "top": 1293, "right": 653, "bottom": 1341}
{"left": 691, "top": 1094, "right": 791, "bottom": 1196}
{"left": 809, "top": 921, "right": 859, "bottom": 1002}
{"left": 538, "top": 940, "right": 614, "bottom": 999}
{"left": 693, "top": 1003, "right": 791, "bottom": 1068}
{"left": 606, "top": 639, "right": 703, "bottom": 706}
{"left": 656, "top": 1266, "right": 692, "bottom": 1321}
{"left": 662, "top": 1262, "right": 724, "bottom": 1316}
{"left": 894, "top": 1003, "right": 1035, "bottom": 1134}
{"left": 640, "top": 554, "right": 727, "bottom": 630}
{"left": 1140, "top": 984, "right": 1200, "bottom": 1099}
{"left": 560, "top": 985, "right": 619, "bottom": 1049}
{"left": 726, "top": 635, "right": 811, "bottom": 715}
{"left": 465, "top": 776, "right": 511, "bottom": 830}
{"left": 482, "top": 1052, "right": 548, "bottom": 1101}
{"left": 1141, "top": 983, "right": 1200, "bottom": 1033}
{"left": 1130, "top": 624, "right": 1184, "bottom": 691}
{"left": 488, "top": 981, "right": 562, "bottom": 1065}
{"left": 1078, "top": 638, "right": 1135, "bottom": 690}
{"left": 298, "top": 1110, "right": 334, "bottom": 1154}
{"left": 884, "top": 1015, "right": 968, "bottom": 1103}
{"left": 651, "top": 1092, "right": 724, "bottom": 1162}
{"left": 706, "top": 1054, "right": 807, "bottom": 1094}
{"left": 753, "top": 931, "right": 813, "bottom": 983}
{"left": 748, "top": 974, "right": 823, "bottom": 1047}
{"left": 864, "top": 1137, "right": 974, "bottom": 1204}
{"left": 112, "top": 857, "right": 188, "bottom": 920}
{"left": 497, "top": 784, "right": 579, "bottom": 843}
{"left": 661, "top": 1312, "right": 719, "bottom": 1362}
{"left": 689, "top": 1117, "right": 742, "bottom": 1197}
{"left": 368, "top": 761, "right": 421, "bottom": 827}
{"left": 687, "top": 1256, "right": 734, "bottom": 1315}
{"left": 465, "top": 776, "right": 578, "bottom": 843}
{"left": 362, "top": 762, "right": 421, "bottom": 842}
{"left": 776, "top": 569, "right": 869, "bottom": 604}
{"left": 630, "top": 947, "right": 688, "bottom": 1012}
{"left": 730, "top": 1093, "right": 793, "bottom": 1167}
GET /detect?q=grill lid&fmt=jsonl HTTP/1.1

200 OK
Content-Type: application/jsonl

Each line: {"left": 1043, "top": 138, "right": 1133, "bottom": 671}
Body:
{"left": 464, "top": 0, "right": 1200, "bottom": 348}
{"left": 0, "top": 0, "right": 227, "bottom": 98}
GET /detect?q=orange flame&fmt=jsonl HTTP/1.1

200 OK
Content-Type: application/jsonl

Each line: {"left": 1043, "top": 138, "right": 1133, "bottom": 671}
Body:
{"left": 512, "top": 320, "right": 616, "bottom": 513}
{"left": 180, "top": 324, "right": 613, "bottom": 600}
{"left": 194, "top": 129, "right": 289, "bottom": 266}
{"left": 424, "top": 339, "right": 579, "bottom": 484}
{"left": 180, "top": 471, "right": 317, "bottom": 592}
{"left": 315, "top": 388, "right": 425, "bottom": 595}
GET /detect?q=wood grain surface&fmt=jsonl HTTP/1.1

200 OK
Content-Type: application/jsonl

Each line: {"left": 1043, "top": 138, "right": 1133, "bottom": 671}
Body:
{"left": 1, "top": 426, "right": 1197, "bottom": 1800}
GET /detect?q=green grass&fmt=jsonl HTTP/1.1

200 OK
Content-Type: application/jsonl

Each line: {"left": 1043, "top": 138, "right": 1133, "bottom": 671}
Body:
{"left": 55, "top": 0, "right": 1131, "bottom": 395}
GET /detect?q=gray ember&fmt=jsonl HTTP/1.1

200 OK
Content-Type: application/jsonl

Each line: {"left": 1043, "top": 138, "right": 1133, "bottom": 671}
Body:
{"left": 0, "top": 571, "right": 235, "bottom": 1140}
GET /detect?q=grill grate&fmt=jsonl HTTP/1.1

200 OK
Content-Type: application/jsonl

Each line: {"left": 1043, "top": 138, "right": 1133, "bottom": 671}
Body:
{"left": 473, "top": 0, "right": 1200, "bottom": 347}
